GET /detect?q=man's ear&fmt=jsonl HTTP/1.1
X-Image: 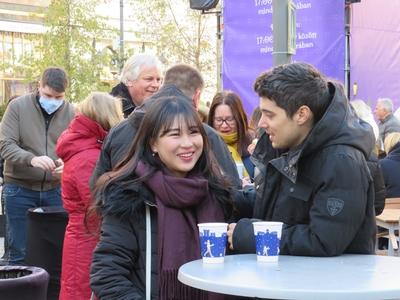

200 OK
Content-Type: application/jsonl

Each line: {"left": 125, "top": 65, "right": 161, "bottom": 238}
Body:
{"left": 125, "top": 80, "right": 134, "bottom": 87}
{"left": 295, "top": 105, "right": 313, "bottom": 125}
{"left": 192, "top": 88, "right": 202, "bottom": 110}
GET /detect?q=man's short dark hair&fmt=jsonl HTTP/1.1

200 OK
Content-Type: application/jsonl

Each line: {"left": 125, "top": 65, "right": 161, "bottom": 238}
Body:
{"left": 163, "top": 64, "right": 204, "bottom": 99}
{"left": 254, "top": 62, "right": 332, "bottom": 123}
{"left": 40, "top": 67, "right": 68, "bottom": 93}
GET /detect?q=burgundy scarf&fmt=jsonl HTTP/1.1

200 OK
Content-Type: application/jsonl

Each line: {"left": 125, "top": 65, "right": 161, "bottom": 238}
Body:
{"left": 136, "top": 161, "right": 226, "bottom": 300}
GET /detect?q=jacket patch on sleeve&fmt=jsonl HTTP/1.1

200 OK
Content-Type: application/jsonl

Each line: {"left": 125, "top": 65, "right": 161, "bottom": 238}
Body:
{"left": 326, "top": 198, "right": 344, "bottom": 216}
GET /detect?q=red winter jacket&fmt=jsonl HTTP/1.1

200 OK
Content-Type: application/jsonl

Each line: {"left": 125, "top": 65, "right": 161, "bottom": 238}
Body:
{"left": 56, "top": 114, "right": 106, "bottom": 300}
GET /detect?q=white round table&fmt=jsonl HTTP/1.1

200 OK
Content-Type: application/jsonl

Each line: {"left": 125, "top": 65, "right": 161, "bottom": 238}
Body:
{"left": 178, "top": 254, "right": 400, "bottom": 299}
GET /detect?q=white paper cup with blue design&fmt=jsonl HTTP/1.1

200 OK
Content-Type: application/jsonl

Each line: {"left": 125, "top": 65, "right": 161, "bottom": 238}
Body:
{"left": 198, "top": 223, "right": 228, "bottom": 263}
{"left": 253, "top": 221, "right": 283, "bottom": 262}
{"left": 236, "top": 163, "right": 245, "bottom": 179}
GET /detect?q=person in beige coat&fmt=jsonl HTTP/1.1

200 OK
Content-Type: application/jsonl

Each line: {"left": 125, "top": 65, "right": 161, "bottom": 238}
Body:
{"left": 0, "top": 67, "right": 75, "bottom": 265}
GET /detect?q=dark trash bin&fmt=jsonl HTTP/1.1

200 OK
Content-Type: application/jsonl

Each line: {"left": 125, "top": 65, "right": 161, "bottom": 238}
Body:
{"left": 25, "top": 206, "right": 68, "bottom": 300}
{"left": 0, "top": 265, "right": 49, "bottom": 300}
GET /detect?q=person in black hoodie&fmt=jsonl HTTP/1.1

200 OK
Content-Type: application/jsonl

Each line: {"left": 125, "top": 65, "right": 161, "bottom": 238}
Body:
{"left": 228, "top": 62, "right": 376, "bottom": 256}
{"left": 110, "top": 53, "right": 163, "bottom": 118}
{"left": 91, "top": 64, "right": 242, "bottom": 189}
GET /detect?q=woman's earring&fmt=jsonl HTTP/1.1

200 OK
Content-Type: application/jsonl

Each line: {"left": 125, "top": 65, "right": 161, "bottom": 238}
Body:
{"left": 152, "top": 152, "right": 156, "bottom": 157}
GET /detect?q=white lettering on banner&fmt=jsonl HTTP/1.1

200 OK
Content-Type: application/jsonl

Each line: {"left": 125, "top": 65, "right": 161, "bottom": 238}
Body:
{"left": 296, "top": 2, "right": 312, "bottom": 10}
{"left": 296, "top": 41, "right": 314, "bottom": 49}
{"left": 254, "top": 0, "right": 272, "bottom": 7}
{"left": 298, "top": 32, "right": 317, "bottom": 40}
{"left": 260, "top": 46, "right": 273, "bottom": 54}
{"left": 258, "top": 6, "right": 273, "bottom": 15}
{"left": 256, "top": 35, "right": 273, "bottom": 45}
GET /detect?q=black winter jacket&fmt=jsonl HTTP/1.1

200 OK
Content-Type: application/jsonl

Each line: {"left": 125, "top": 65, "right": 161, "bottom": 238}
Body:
{"left": 233, "top": 82, "right": 376, "bottom": 256}
{"left": 91, "top": 84, "right": 241, "bottom": 188}
{"left": 379, "top": 142, "right": 400, "bottom": 197}
{"left": 110, "top": 82, "right": 136, "bottom": 118}
{"left": 367, "top": 153, "right": 386, "bottom": 215}
{"left": 90, "top": 183, "right": 158, "bottom": 299}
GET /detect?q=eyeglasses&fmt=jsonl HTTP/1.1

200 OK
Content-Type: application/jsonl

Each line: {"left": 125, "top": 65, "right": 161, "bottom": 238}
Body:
{"left": 214, "top": 116, "right": 236, "bottom": 126}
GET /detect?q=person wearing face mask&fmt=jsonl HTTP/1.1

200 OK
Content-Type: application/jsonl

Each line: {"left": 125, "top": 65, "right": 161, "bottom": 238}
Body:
{"left": 110, "top": 53, "right": 163, "bottom": 118}
{"left": 0, "top": 67, "right": 75, "bottom": 265}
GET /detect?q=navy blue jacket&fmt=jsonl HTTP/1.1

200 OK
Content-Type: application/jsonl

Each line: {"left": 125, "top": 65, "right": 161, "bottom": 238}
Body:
{"left": 379, "top": 142, "right": 400, "bottom": 197}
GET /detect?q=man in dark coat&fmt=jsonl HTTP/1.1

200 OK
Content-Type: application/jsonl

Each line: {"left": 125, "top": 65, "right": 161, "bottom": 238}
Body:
{"left": 228, "top": 63, "right": 376, "bottom": 256}
{"left": 110, "top": 53, "right": 163, "bottom": 118}
{"left": 91, "top": 64, "right": 241, "bottom": 188}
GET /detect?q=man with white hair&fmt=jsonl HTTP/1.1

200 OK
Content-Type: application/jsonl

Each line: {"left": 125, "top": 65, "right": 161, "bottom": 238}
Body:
{"left": 91, "top": 64, "right": 242, "bottom": 189}
{"left": 111, "top": 53, "right": 163, "bottom": 118}
{"left": 374, "top": 98, "right": 400, "bottom": 143}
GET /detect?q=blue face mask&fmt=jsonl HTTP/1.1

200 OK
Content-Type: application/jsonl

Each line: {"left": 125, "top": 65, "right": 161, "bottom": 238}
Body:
{"left": 39, "top": 96, "right": 64, "bottom": 114}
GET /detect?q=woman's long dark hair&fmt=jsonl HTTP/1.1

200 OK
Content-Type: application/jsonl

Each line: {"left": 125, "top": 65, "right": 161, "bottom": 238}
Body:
{"left": 94, "top": 95, "right": 232, "bottom": 217}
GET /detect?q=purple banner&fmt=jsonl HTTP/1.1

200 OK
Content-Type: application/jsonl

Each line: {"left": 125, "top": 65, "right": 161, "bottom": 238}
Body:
{"left": 222, "top": 0, "right": 345, "bottom": 115}
{"left": 350, "top": 0, "right": 400, "bottom": 110}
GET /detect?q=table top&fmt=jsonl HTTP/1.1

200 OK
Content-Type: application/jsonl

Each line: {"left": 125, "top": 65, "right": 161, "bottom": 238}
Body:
{"left": 178, "top": 254, "right": 400, "bottom": 300}
{"left": 376, "top": 209, "right": 400, "bottom": 223}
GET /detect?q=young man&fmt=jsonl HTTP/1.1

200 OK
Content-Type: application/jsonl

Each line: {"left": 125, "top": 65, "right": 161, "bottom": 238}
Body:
{"left": 228, "top": 62, "right": 376, "bottom": 256}
{"left": 0, "top": 67, "right": 75, "bottom": 264}
{"left": 91, "top": 64, "right": 241, "bottom": 188}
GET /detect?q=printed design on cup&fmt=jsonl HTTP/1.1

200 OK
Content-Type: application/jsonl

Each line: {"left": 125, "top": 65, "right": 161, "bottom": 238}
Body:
{"left": 255, "top": 229, "right": 280, "bottom": 257}
{"left": 199, "top": 229, "right": 227, "bottom": 258}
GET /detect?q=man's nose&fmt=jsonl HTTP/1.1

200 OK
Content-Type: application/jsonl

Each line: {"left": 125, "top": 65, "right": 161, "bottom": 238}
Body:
{"left": 258, "top": 116, "right": 267, "bottom": 129}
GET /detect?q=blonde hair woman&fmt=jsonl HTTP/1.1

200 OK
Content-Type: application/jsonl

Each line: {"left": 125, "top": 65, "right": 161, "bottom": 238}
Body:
{"left": 383, "top": 132, "right": 400, "bottom": 154}
{"left": 55, "top": 92, "right": 123, "bottom": 300}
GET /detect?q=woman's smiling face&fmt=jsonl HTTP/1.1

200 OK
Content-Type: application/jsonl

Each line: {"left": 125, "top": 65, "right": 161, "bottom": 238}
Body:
{"left": 151, "top": 116, "right": 203, "bottom": 178}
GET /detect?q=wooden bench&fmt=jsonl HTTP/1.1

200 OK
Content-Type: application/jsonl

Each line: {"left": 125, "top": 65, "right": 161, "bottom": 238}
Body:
{"left": 383, "top": 197, "right": 400, "bottom": 210}
{"left": 376, "top": 207, "right": 400, "bottom": 256}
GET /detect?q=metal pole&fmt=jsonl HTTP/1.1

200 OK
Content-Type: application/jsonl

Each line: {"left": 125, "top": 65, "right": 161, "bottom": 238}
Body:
{"left": 216, "top": 11, "right": 222, "bottom": 91}
{"left": 344, "top": 3, "right": 351, "bottom": 99}
{"left": 119, "top": 0, "right": 124, "bottom": 72}
{"left": 272, "top": 0, "right": 293, "bottom": 66}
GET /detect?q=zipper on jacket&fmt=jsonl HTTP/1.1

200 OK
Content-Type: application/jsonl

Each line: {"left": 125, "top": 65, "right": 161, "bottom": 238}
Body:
{"left": 40, "top": 115, "right": 53, "bottom": 191}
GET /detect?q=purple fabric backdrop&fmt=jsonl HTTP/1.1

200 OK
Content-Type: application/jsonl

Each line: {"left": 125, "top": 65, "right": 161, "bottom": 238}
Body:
{"left": 350, "top": 0, "right": 400, "bottom": 111}
{"left": 222, "top": 0, "right": 345, "bottom": 115}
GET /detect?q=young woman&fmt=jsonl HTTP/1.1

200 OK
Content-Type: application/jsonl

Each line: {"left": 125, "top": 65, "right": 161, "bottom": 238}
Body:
{"left": 90, "top": 96, "right": 233, "bottom": 300}
{"left": 208, "top": 91, "right": 255, "bottom": 180}
{"left": 56, "top": 92, "right": 123, "bottom": 300}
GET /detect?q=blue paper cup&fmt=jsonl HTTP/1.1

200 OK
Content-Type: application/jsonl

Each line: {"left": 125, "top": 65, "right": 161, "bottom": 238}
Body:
{"left": 253, "top": 221, "right": 283, "bottom": 262}
{"left": 198, "top": 223, "right": 228, "bottom": 263}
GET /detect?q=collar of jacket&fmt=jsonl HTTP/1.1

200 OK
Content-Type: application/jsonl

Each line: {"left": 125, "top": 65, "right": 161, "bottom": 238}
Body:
{"left": 382, "top": 113, "right": 395, "bottom": 124}
{"left": 388, "top": 141, "right": 400, "bottom": 159}
{"left": 111, "top": 82, "right": 135, "bottom": 115}
{"left": 269, "top": 147, "right": 303, "bottom": 183}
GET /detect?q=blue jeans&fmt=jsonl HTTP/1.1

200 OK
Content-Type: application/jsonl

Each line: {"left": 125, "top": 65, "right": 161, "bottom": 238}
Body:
{"left": 3, "top": 183, "right": 61, "bottom": 265}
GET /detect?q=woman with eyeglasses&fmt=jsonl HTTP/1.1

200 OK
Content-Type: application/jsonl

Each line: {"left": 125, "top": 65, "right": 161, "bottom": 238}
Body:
{"left": 207, "top": 91, "right": 255, "bottom": 182}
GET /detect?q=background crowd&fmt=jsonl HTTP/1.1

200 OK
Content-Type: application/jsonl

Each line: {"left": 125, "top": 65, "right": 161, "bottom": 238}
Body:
{"left": 0, "top": 53, "right": 399, "bottom": 300}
